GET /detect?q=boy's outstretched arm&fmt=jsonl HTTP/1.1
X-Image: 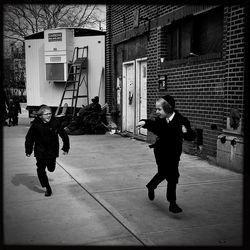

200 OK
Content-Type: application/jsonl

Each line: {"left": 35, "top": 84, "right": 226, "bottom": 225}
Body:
{"left": 182, "top": 117, "right": 196, "bottom": 141}
{"left": 25, "top": 126, "right": 35, "bottom": 156}
{"left": 59, "top": 126, "right": 70, "bottom": 154}
{"left": 136, "top": 120, "right": 146, "bottom": 128}
{"left": 137, "top": 119, "right": 159, "bottom": 134}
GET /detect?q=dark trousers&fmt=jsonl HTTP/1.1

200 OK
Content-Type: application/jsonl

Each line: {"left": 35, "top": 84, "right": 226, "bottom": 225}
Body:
{"left": 36, "top": 158, "right": 56, "bottom": 187}
{"left": 147, "top": 150, "right": 180, "bottom": 202}
{"left": 8, "top": 115, "right": 18, "bottom": 125}
{"left": 146, "top": 173, "right": 177, "bottom": 202}
{"left": 13, "top": 115, "right": 18, "bottom": 125}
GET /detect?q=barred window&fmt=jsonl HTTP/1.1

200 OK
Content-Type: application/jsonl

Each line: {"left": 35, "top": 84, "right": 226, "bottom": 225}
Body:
{"left": 165, "top": 7, "right": 223, "bottom": 61}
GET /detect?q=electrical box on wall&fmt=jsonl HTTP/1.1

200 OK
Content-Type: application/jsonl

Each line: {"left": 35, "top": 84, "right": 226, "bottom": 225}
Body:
{"left": 44, "top": 29, "right": 74, "bottom": 81}
{"left": 158, "top": 75, "right": 167, "bottom": 91}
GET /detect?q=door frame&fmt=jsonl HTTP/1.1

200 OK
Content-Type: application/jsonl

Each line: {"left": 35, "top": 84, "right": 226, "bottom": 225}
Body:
{"left": 135, "top": 57, "right": 147, "bottom": 136}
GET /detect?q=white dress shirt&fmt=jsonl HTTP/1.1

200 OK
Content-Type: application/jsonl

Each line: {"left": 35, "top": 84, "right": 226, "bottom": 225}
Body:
{"left": 166, "top": 112, "right": 175, "bottom": 123}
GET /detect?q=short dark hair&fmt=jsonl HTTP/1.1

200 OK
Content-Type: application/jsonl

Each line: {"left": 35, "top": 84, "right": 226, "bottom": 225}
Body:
{"left": 162, "top": 95, "right": 175, "bottom": 109}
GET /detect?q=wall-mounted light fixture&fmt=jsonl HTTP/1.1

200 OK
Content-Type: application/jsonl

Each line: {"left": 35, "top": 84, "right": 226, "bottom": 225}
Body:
{"left": 189, "top": 52, "right": 199, "bottom": 57}
{"left": 133, "top": 9, "right": 151, "bottom": 40}
{"left": 160, "top": 57, "right": 165, "bottom": 63}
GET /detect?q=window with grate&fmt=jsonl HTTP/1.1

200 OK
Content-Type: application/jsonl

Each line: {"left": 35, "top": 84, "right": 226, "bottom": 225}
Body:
{"left": 164, "top": 7, "right": 223, "bottom": 61}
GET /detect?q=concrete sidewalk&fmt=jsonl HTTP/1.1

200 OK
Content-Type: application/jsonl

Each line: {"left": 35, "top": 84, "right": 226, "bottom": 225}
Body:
{"left": 3, "top": 117, "right": 243, "bottom": 246}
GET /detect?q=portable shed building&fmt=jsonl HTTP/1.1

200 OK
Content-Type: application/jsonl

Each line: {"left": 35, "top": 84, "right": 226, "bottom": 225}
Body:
{"left": 25, "top": 27, "right": 105, "bottom": 116}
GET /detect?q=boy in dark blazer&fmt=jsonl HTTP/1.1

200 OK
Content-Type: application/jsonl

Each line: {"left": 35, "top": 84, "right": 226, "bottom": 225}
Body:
{"left": 137, "top": 95, "right": 195, "bottom": 213}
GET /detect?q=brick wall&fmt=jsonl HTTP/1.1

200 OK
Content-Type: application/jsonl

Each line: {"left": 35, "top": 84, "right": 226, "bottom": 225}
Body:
{"left": 244, "top": 1, "right": 250, "bottom": 175}
{"left": 157, "top": 61, "right": 225, "bottom": 156}
{"left": 106, "top": 4, "right": 246, "bottom": 158}
{"left": 224, "top": 6, "right": 245, "bottom": 130}
{"left": 105, "top": 6, "right": 112, "bottom": 111}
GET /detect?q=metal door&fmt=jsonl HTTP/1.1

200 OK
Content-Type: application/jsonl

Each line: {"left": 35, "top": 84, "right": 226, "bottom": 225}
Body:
{"left": 122, "top": 62, "right": 135, "bottom": 133}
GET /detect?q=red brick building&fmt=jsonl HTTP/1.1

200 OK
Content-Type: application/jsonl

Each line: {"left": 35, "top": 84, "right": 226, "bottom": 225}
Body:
{"left": 105, "top": 4, "right": 248, "bottom": 172}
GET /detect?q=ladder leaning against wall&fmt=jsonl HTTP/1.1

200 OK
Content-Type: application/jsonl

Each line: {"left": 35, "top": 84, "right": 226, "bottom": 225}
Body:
{"left": 55, "top": 46, "right": 89, "bottom": 117}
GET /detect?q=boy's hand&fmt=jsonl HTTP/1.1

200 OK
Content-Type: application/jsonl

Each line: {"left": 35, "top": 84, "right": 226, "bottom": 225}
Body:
{"left": 26, "top": 154, "right": 31, "bottom": 157}
{"left": 62, "top": 151, "right": 68, "bottom": 155}
{"left": 182, "top": 125, "right": 187, "bottom": 133}
{"left": 136, "top": 120, "right": 145, "bottom": 129}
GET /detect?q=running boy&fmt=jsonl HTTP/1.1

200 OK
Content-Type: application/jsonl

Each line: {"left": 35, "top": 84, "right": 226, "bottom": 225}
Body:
{"left": 25, "top": 105, "right": 70, "bottom": 196}
{"left": 137, "top": 95, "right": 195, "bottom": 213}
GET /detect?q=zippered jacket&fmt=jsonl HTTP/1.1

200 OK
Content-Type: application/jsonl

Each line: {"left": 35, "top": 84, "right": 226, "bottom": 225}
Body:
{"left": 25, "top": 117, "right": 70, "bottom": 159}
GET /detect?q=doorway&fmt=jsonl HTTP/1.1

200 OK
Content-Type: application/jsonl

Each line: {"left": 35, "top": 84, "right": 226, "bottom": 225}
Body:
{"left": 122, "top": 58, "right": 147, "bottom": 135}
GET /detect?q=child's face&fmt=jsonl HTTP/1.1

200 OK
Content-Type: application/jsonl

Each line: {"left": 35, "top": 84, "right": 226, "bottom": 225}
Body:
{"left": 156, "top": 102, "right": 167, "bottom": 118}
{"left": 40, "top": 109, "right": 52, "bottom": 123}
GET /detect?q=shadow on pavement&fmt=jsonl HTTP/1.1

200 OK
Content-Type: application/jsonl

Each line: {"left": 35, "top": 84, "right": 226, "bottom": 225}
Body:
{"left": 11, "top": 173, "right": 50, "bottom": 193}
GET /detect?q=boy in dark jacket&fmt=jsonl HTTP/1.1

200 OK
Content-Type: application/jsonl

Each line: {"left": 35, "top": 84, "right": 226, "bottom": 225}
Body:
{"left": 25, "top": 105, "right": 70, "bottom": 196}
{"left": 137, "top": 95, "right": 195, "bottom": 213}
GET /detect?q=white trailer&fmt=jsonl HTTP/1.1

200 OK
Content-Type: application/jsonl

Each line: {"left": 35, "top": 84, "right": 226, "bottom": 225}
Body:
{"left": 25, "top": 28, "right": 105, "bottom": 116}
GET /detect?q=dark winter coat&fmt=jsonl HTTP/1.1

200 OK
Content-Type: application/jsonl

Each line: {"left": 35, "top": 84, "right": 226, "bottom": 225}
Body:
{"left": 142, "top": 111, "right": 196, "bottom": 163}
{"left": 25, "top": 117, "right": 70, "bottom": 159}
{"left": 8, "top": 100, "right": 21, "bottom": 116}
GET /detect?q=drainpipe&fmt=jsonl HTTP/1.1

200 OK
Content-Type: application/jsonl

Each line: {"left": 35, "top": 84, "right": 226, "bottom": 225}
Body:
{"left": 195, "top": 128, "right": 203, "bottom": 152}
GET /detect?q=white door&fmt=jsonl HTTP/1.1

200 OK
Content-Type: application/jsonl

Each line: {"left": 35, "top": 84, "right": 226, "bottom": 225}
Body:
{"left": 122, "top": 62, "right": 135, "bottom": 133}
{"left": 136, "top": 59, "right": 147, "bottom": 136}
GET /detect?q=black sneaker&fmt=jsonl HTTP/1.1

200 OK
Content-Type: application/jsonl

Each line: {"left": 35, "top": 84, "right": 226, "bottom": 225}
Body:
{"left": 45, "top": 186, "right": 52, "bottom": 197}
{"left": 169, "top": 202, "right": 182, "bottom": 213}
{"left": 147, "top": 187, "right": 155, "bottom": 201}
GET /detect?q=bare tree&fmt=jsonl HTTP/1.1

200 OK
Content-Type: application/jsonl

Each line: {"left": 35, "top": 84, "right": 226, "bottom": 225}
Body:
{"left": 3, "top": 4, "right": 106, "bottom": 43}
{"left": 3, "top": 4, "right": 106, "bottom": 97}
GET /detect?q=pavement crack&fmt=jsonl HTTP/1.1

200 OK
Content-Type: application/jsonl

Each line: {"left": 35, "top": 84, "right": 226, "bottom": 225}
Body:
{"left": 179, "top": 179, "right": 242, "bottom": 186}
{"left": 57, "top": 161, "right": 152, "bottom": 246}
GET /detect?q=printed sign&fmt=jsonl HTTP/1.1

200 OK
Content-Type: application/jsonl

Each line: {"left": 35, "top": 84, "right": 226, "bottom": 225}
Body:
{"left": 48, "top": 33, "right": 62, "bottom": 42}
